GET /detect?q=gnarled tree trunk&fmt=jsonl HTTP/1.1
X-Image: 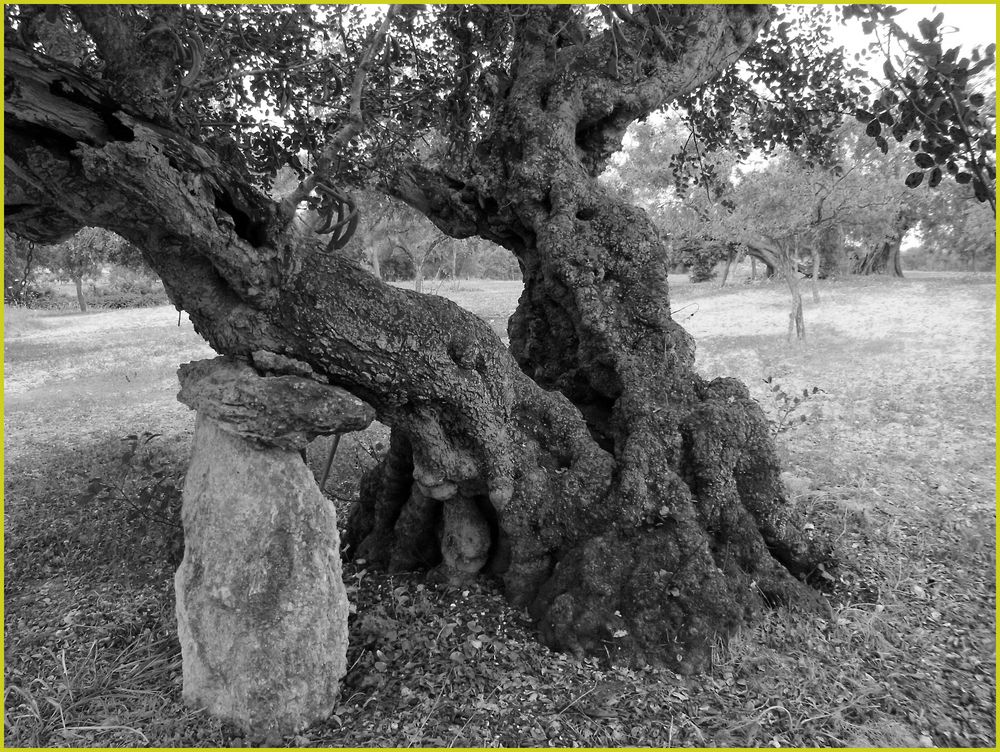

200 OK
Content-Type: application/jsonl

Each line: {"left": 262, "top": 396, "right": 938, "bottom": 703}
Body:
{"left": 5, "top": 6, "right": 829, "bottom": 674}
{"left": 358, "top": 8, "right": 829, "bottom": 668}
{"left": 816, "top": 220, "right": 846, "bottom": 279}
{"left": 853, "top": 209, "right": 908, "bottom": 277}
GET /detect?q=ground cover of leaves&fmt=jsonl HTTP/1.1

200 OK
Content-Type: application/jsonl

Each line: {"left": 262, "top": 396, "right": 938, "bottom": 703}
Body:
{"left": 3, "top": 271, "right": 995, "bottom": 747}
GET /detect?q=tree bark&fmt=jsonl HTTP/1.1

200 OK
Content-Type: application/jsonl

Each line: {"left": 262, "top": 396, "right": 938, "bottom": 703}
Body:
{"left": 5, "top": 9, "right": 829, "bottom": 673}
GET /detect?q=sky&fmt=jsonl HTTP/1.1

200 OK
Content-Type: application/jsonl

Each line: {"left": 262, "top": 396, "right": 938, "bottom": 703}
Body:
{"left": 834, "top": 4, "right": 997, "bottom": 73}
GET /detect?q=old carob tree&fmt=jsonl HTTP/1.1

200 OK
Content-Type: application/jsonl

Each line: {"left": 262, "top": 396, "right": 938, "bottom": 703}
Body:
{"left": 7, "top": 4, "right": 845, "bottom": 670}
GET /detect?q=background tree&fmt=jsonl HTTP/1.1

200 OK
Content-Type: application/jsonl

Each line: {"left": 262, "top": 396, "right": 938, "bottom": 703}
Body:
{"left": 6, "top": 4, "right": 985, "bottom": 671}
{"left": 45, "top": 227, "right": 114, "bottom": 312}
{"left": 455, "top": 237, "right": 521, "bottom": 281}
{"left": 4, "top": 231, "right": 38, "bottom": 306}
{"left": 917, "top": 179, "right": 996, "bottom": 270}
{"left": 603, "top": 117, "right": 739, "bottom": 282}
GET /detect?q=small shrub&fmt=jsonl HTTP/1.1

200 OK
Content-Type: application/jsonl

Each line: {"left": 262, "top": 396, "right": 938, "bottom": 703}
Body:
{"left": 762, "top": 376, "right": 825, "bottom": 434}
{"left": 81, "top": 432, "right": 185, "bottom": 569}
{"left": 687, "top": 256, "right": 719, "bottom": 283}
{"left": 89, "top": 289, "right": 170, "bottom": 309}
{"left": 24, "top": 285, "right": 73, "bottom": 310}
{"left": 103, "top": 265, "right": 162, "bottom": 295}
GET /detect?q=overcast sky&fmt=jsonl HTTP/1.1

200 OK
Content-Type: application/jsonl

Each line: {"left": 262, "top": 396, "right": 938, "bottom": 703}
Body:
{"left": 835, "top": 4, "right": 997, "bottom": 69}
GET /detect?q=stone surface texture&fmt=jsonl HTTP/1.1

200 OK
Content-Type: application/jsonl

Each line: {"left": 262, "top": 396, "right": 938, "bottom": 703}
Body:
{"left": 177, "top": 356, "right": 374, "bottom": 450}
{"left": 175, "top": 414, "right": 349, "bottom": 736}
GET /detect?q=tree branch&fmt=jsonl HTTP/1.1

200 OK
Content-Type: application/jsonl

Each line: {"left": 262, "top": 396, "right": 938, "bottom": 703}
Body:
{"left": 280, "top": 6, "right": 399, "bottom": 220}
{"left": 566, "top": 6, "right": 773, "bottom": 175}
{"left": 72, "top": 5, "right": 181, "bottom": 119}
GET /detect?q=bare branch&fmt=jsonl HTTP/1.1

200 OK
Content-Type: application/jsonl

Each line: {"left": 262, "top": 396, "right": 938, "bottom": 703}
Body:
{"left": 281, "top": 6, "right": 399, "bottom": 220}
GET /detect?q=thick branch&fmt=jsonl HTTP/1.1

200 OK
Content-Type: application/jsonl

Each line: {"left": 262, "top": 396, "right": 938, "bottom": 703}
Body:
{"left": 387, "top": 164, "right": 533, "bottom": 252}
{"left": 569, "top": 5, "right": 772, "bottom": 174}
{"left": 72, "top": 6, "right": 180, "bottom": 119}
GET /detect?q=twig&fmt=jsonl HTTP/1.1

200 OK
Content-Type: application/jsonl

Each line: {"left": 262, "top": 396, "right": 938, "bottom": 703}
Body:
{"left": 409, "top": 667, "right": 454, "bottom": 746}
{"left": 555, "top": 684, "right": 597, "bottom": 717}
{"left": 319, "top": 433, "right": 342, "bottom": 490}
{"left": 282, "top": 7, "right": 399, "bottom": 218}
{"left": 448, "top": 685, "right": 499, "bottom": 747}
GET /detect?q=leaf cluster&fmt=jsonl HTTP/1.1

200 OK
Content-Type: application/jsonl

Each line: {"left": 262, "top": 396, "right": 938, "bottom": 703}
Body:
{"left": 845, "top": 6, "right": 996, "bottom": 209}
{"left": 7, "top": 3, "right": 993, "bottom": 231}
{"left": 761, "top": 377, "right": 824, "bottom": 435}
{"left": 676, "top": 5, "right": 861, "bottom": 182}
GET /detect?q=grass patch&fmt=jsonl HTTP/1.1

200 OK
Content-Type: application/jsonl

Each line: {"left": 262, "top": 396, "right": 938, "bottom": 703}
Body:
{"left": 4, "top": 275, "right": 995, "bottom": 746}
{"left": 4, "top": 305, "right": 54, "bottom": 339}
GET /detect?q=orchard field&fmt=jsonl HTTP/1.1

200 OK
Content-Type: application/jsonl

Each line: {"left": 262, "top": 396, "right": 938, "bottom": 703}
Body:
{"left": 4, "top": 271, "right": 995, "bottom": 747}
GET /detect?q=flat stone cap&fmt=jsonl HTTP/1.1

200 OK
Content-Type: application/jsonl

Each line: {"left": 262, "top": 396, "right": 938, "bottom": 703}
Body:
{"left": 178, "top": 357, "right": 374, "bottom": 449}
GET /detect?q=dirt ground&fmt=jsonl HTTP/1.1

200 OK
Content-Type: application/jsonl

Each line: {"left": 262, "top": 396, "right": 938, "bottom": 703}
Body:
{"left": 3, "top": 270, "right": 995, "bottom": 747}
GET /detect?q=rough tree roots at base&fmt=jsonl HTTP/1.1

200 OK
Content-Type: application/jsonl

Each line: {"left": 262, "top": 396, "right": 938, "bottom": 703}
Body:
{"left": 346, "top": 376, "right": 833, "bottom": 673}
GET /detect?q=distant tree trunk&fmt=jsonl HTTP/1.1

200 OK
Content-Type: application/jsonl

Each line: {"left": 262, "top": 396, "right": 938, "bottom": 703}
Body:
{"left": 745, "top": 240, "right": 781, "bottom": 280}
{"left": 784, "top": 256, "right": 805, "bottom": 341}
{"left": 73, "top": 276, "right": 87, "bottom": 312}
{"left": 751, "top": 237, "right": 805, "bottom": 340}
{"left": 811, "top": 247, "right": 821, "bottom": 303}
{"left": 719, "top": 245, "right": 736, "bottom": 288}
{"left": 750, "top": 256, "right": 757, "bottom": 281}
{"left": 818, "top": 224, "right": 844, "bottom": 278}
{"left": 814, "top": 199, "right": 845, "bottom": 279}
{"left": 854, "top": 210, "right": 908, "bottom": 277}
{"left": 393, "top": 241, "right": 425, "bottom": 292}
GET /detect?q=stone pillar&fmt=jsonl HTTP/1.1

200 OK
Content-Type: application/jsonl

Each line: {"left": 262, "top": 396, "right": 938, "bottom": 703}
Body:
{"left": 175, "top": 356, "right": 374, "bottom": 736}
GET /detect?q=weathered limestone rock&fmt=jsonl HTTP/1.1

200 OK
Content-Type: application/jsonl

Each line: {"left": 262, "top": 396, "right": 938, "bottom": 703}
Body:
{"left": 174, "top": 356, "right": 375, "bottom": 736}
{"left": 176, "top": 415, "right": 349, "bottom": 736}
{"left": 177, "top": 356, "right": 374, "bottom": 450}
